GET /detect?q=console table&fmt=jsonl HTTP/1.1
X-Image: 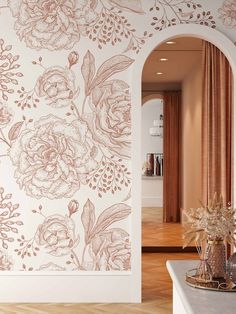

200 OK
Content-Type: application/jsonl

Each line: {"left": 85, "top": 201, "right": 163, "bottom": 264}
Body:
{"left": 166, "top": 260, "right": 236, "bottom": 314}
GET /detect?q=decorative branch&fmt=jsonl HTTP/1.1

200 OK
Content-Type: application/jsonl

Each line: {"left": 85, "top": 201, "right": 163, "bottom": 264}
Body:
{"left": 0, "top": 187, "right": 23, "bottom": 249}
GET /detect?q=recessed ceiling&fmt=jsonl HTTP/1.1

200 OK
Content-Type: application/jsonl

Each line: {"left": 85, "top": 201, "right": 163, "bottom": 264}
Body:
{"left": 142, "top": 37, "right": 203, "bottom": 84}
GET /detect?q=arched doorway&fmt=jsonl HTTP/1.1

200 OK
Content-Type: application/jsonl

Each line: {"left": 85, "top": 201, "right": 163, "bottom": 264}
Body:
{"left": 131, "top": 24, "right": 236, "bottom": 301}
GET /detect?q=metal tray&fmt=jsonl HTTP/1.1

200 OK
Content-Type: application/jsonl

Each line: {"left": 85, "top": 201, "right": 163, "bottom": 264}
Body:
{"left": 185, "top": 269, "right": 236, "bottom": 292}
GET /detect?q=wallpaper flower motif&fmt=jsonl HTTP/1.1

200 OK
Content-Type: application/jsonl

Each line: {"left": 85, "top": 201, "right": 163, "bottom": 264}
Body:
{"left": 35, "top": 214, "right": 79, "bottom": 256}
{"left": 14, "top": 199, "right": 131, "bottom": 271}
{"left": 90, "top": 228, "right": 130, "bottom": 271}
{"left": 218, "top": 0, "right": 236, "bottom": 28}
{"left": 85, "top": 80, "right": 131, "bottom": 159}
{"left": 5, "top": 0, "right": 151, "bottom": 53}
{"left": 0, "top": 102, "right": 13, "bottom": 128}
{"left": 0, "top": 45, "right": 134, "bottom": 200}
{"left": 0, "top": 250, "right": 12, "bottom": 270}
{"left": 7, "top": 0, "right": 97, "bottom": 51}
{"left": 9, "top": 115, "right": 98, "bottom": 199}
{"left": 35, "top": 66, "right": 79, "bottom": 108}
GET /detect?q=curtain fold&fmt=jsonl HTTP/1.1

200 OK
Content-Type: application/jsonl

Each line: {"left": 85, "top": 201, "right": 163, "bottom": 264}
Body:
{"left": 201, "top": 41, "right": 232, "bottom": 205}
{"left": 163, "top": 91, "right": 181, "bottom": 223}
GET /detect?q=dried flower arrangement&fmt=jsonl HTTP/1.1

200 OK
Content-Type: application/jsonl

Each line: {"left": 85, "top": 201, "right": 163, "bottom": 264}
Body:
{"left": 183, "top": 193, "right": 236, "bottom": 249}
{"left": 183, "top": 193, "right": 236, "bottom": 289}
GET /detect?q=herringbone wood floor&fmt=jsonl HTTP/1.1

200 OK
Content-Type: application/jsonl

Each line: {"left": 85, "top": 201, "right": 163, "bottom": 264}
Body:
{"left": 0, "top": 210, "right": 197, "bottom": 313}
{"left": 142, "top": 207, "right": 184, "bottom": 247}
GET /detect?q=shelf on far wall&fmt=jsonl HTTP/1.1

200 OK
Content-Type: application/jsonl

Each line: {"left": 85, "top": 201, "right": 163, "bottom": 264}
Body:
{"left": 142, "top": 175, "right": 163, "bottom": 180}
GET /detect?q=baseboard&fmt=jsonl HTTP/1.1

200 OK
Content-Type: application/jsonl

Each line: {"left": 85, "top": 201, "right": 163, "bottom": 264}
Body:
{"left": 142, "top": 246, "right": 197, "bottom": 253}
{"left": 142, "top": 197, "right": 163, "bottom": 207}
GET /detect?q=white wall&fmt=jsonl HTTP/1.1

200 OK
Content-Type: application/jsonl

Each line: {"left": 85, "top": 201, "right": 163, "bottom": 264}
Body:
{"left": 142, "top": 98, "right": 163, "bottom": 207}
{"left": 141, "top": 98, "right": 163, "bottom": 164}
{"left": 181, "top": 54, "right": 202, "bottom": 216}
{"left": 142, "top": 177, "right": 163, "bottom": 207}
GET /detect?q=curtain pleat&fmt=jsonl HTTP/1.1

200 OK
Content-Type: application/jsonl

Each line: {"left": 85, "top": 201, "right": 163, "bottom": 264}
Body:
{"left": 163, "top": 91, "right": 181, "bottom": 223}
{"left": 201, "top": 41, "right": 232, "bottom": 205}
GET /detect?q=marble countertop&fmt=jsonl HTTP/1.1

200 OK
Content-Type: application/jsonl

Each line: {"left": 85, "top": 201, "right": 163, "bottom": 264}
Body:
{"left": 166, "top": 260, "right": 236, "bottom": 314}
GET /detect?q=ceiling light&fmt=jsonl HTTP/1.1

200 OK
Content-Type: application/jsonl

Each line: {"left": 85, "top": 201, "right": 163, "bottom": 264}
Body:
{"left": 160, "top": 58, "right": 168, "bottom": 61}
{"left": 166, "top": 41, "right": 176, "bottom": 44}
{"left": 156, "top": 72, "right": 163, "bottom": 75}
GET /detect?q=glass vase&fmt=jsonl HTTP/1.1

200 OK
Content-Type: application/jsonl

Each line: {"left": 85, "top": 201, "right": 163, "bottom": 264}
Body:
{"left": 207, "top": 239, "right": 226, "bottom": 278}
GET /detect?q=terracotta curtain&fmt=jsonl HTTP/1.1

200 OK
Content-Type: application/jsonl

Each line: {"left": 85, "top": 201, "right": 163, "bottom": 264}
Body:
{"left": 163, "top": 91, "right": 181, "bottom": 222}
{"left": 201, "top": 41, "right": 233, "bottom": 205}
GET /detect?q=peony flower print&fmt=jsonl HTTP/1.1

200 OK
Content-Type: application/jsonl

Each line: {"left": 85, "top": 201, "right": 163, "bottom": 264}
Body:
{"left": 9, "top": 114, "right": 98, "bottom": 199}
{"left": 7, "top": 0, "right": 98, "bottom": 50}
{"left": 0, "top": 102, "right": 13, "bottom": 128}
{"left": 90, "top": 228, "right": 131, "bottom": 271}
{"left": 35, "top": 214, "right": 79, "bottom": 256}
{"left": 34, "top": 66, "right": 79, "bottom": 108}
{"left": 87, "top": 80, "right": 131, "bottom": 159}
{"left": 218, "top": 0, "right": 236, "bottom": 29}
{"left": 81, "top": 51, "right": 133, "bottom": 159}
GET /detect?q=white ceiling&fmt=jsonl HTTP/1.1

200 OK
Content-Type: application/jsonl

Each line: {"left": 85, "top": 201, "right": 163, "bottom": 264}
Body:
{"left": 142, "top": 37, "right": 203, "bottom": 83}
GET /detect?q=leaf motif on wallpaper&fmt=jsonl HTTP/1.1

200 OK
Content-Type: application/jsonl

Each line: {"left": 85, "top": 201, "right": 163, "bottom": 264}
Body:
{"left": 86, "top": 156, "right": 131, "bottom": 197}
{"left": 0, "top": 186, "right": 23, "bottom": 250}
{"left": 8, "top": 121, "right": 24, "bottom": 141}
{"left": 122, "top": 189, "right": 131, "bottom": 202}
{"left": 81, "top": 199, "right": 96, "bottom": 244}
{"left": 90, "top": 203, "right": 131, "bottom": 239}
{"left": 82, "top": 199, "right": 131, "bottom": 244}
{"left": 0, "top": 38, "right": 23, "bottom": 100}
{"left": 108, "top": 0, "right": 145, "bottom": 14}
{"left": 84, "top": 5, "right": 151, "bottom": 53}
{"left": 81, "top": 50, "right": 96, "bottom": 96}
{"left": 149, "top": 0, "right": 216, "bottom": 31}
{"left": 89, "top": 55, "right": 134, "bottom": 91}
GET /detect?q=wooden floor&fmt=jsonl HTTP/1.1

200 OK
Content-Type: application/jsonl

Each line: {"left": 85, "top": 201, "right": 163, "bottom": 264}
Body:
{"left": 142, "top": 207, "right": 184, "bottom": 247}
{"left": 0, "top": 252, "right": 197, "bottom": 314}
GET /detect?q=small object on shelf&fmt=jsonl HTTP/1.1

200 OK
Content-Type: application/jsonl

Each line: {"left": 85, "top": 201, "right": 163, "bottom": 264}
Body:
{"left": 155, "top": 155, "right": 160, "bottom": 176}
{"left": 227, "top": 252, "right": 236, "bottom": 284}
{"left": 146, "top": 153, "right": 154, "bottom": 176}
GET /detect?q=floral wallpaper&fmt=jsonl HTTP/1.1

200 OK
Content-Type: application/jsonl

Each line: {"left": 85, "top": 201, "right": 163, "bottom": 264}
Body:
{"left": 0, "top": 0, "right": 236, "bottom": 272}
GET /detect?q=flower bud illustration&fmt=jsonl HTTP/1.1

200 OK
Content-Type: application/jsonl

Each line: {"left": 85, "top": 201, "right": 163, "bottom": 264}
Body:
{"left": 68, "top": 51, "right": 79, "bottom": 68}
{"left": 68, "top": 199, "right": 79, "bottom": 217}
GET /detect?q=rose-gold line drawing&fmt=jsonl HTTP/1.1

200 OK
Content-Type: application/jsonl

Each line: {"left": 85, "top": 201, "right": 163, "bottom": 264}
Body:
{"left": 15, "top": 199, "right": 131, "bottom": 271}
{"left": 7, "top": 0, "right": 150, "bottom": 53}
{"left": 9, "top": 114, "right": 99, "bottom": 199}
{"left": 0, "top": 38, "right": 23, "bottom": 101}
{"left": 150, "top": 0, "right": 216, "bottom": 31}
{"left": 0, "top": 187, "right": 23, "bottom": 250}
{"left": 0, "top": 250, "right": 13, "bottom": 270}
{"left": 218, "top": 0, "right": 236, "bottom": 29}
